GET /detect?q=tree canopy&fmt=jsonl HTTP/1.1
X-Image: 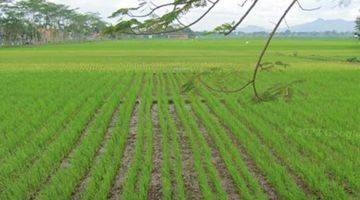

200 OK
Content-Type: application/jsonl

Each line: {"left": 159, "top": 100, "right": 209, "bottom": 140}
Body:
{"left": 356, "top": 16, "right": 360, "bottom": 38}
{"left": 0, "top": 0, "right": 107, "bottom": 46}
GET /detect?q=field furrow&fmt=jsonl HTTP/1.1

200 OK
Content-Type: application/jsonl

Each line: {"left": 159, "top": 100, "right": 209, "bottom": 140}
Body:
{"left": 191, "top": 105, "right": 242, "bottom": 200}
{"left": 148, "top": 102, "right": 163, "bottom": 199}
{"left": 108, "top": 76, "right": 146, "bottom": 200}
{"left": 33, "top": 76, "right": 132, "bottom": 200}
{"left": 169, "top": 102, "right": 202, "bottom": 200}
{"left": 108, "top": 101, "right": 140, "bottom": 200}
{"left": 156, "top": 74, "right": 186, "bottom": 200}
{"left": 168, "top": 74, "right": 228, "bottom": 199}
{"left": 71, "top": 100, "right": 121, "bottom": 200}
{"left": 225, "top": 97, "right": 349, "bottom": 199}
{"left": 237, "top": 99, "right": 359, "bottom": 196}
{"left": 200, "top": 100, "right": 279, "bottom": 200}
{"left": 120, "top": 74, "right": 154, "bottom": 199}
{"left": 80, "top": 74, "right": 143, "bottom": 200}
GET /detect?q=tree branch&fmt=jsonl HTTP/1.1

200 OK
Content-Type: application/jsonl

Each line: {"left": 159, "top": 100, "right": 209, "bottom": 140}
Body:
{"left": 251, "top": 0, "right": 299, "bottom": 100}
{"left": 113, "top": 0, "right": 220, "bottom": 35}
{"left": 225, "top": 0, "right": 259, "bottom": 35}
{"left": 296, "top": 1, "right": 321, "bottom": 11}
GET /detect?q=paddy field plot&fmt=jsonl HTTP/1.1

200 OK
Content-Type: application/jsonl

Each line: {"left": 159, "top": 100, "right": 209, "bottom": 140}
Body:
{"left": 0, "top": 39, "right": 359, "bottom": 199}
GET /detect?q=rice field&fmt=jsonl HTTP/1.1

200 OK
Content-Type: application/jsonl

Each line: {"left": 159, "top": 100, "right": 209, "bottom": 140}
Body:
{"left": 0, "top": 38, "right": 359, "bottom": 200}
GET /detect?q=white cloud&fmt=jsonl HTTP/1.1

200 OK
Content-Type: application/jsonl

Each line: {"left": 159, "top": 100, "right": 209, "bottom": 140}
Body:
{"left": 49, "top": 0, "right": 360, "bottom": 30}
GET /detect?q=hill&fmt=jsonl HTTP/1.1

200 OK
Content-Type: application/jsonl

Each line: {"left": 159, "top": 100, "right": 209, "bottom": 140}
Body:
{"left": 236, "top": 18, "right": 355, "bottom": 33}
{"left": 287, "top": 18, "right": 355, "bottom": 32}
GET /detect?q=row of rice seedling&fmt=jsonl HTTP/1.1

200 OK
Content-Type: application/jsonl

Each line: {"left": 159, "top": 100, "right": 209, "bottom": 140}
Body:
{"left": 154, "top": 74, "right": 172, "bottom": 199}
{"left": 0, "top": 72, "right": 68, "bottom": 136}
{"left": 35, "top": 73, "right": 133, "bottom": 199}
{"left": 155, "top": 74, "right": 186, "bottom": 199}
{"left": 0, "top": 69, "right": 358, "bottom": 199}
{"left": 291, "top": 73, "right": 360, "bottom": 145}
{"left": 184, "top": 77, "right": 307, "bottom": 199}
{"left": 192, "top": 100, "right": 268, "bottom": 199}
{"left": 0, "top": 38, "right": 358, "bottom": 199}
{"left": 0, "top": 74, "right": 124, "bottom": 199}
{"left": 289, "top": 98, "right": 359, "bottom": 170}
{"left": 257, "top": 93, "right": 357, "bottom": 161}
{"left": 134, "top": 74, "right": 157, "bottom": 199}
{"left": 166, "top": 74, "right": 228, "bottom": 199}
{"left": 0, "top": 72, "right": 98, "bottom": 157}
{"left": 205, "top": 69, "right": 358, "bottom": 159}
{"left": 253, "top": 72, "right": 359, "bottom": 171}
{"left": 198, "top": 69, "right": 358, "bottom": 199}
{"left": 221, "top": 77, "right": 344, "bottom": 196}
{"left": 248, "top": 70, "right": 359, "bottom": 196}
{"left": 121, "top": 73, "right": 155, "bottom": 199}
{"left": 251, "top": 89, "right": 359, "bottom": 196}
{"left": 214, "top": 77, "right": 348, "bottom": 200}
{"left": 0, "top": 73, "right": 64, "bottom": 154}
{"left": 0, "top": 74, "right": 121, "bottom": 188}
{"left": 135, "top": 74, "right": 160, "bottom": 199}
{"left": 255, "top": 100, "right": 359, "bottom": 198}
{"left": 222, "top": 95, "right": 349, "bottom": 199}
{"left": 0, "top": 73, "right": 114, "bottom": 170}
{"left": 79, "top": 73, "right": 144, "bottom": 200}
{"left": 175, "top": 74, "right": 267, "bottom": 199}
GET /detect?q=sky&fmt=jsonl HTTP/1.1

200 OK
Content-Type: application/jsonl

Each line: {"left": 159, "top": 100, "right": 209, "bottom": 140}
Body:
{"left": 49, "top": 0, "right": 360, "bottom": 30}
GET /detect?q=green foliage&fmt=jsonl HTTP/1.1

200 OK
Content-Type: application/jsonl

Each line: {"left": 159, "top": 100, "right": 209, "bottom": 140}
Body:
{"left": 257, "top": 80, "right": 305, "bottom": 102}
{"left": 346, "top": 56, "right": 360, "bottom": 63}
{"left": 107, "top": 0, "right": 209, "bottom": 34}
{"left": 211, "top": 22, "right": 235, "bottom": 34}
{"left": 0, "top": 0, "right": 107, "bottom": 46}
{"left": 355, "top": 16, "right": 360, "bottom": 39}
{"left": 260, "top": 61, "right": 290, "bottom": 72}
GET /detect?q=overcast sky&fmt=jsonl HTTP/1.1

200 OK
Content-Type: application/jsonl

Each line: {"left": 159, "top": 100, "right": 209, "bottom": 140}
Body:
{"left": 49, "top": 0, "right": 360, "bottom": 30}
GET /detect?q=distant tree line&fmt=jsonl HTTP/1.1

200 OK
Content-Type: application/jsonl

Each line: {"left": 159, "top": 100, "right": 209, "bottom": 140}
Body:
{"left": 0, "top": 0, "right": 108, "bottom": 46}
{"left": 356, "top": 16, "right": 360, "bottom": 39}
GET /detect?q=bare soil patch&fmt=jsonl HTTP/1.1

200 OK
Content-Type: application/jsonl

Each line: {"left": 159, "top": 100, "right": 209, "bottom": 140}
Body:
{"left": 148, "top": 103, "right": 163, "bottom": 200}
{"left": 108, "top": 101, "right": 140, "bottom": 200}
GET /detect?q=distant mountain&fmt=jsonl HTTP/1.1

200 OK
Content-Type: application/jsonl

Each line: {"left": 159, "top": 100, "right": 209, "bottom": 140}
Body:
{"left": 236, "top": 19, "right": 355, "bottom": 33}
{"left": 237, "top": 25, "right": 268, "bottom": 33}
{"left": 286, "top": 18, "right": 355, "bottom": 32}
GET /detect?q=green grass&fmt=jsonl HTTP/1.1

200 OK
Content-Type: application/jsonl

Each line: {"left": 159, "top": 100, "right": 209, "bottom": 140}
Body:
{"left": 0, "top": 38, "right": 359, "bottom": 200}
{"left": 0, "top": 38, "right": 358, "bottom": 70}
